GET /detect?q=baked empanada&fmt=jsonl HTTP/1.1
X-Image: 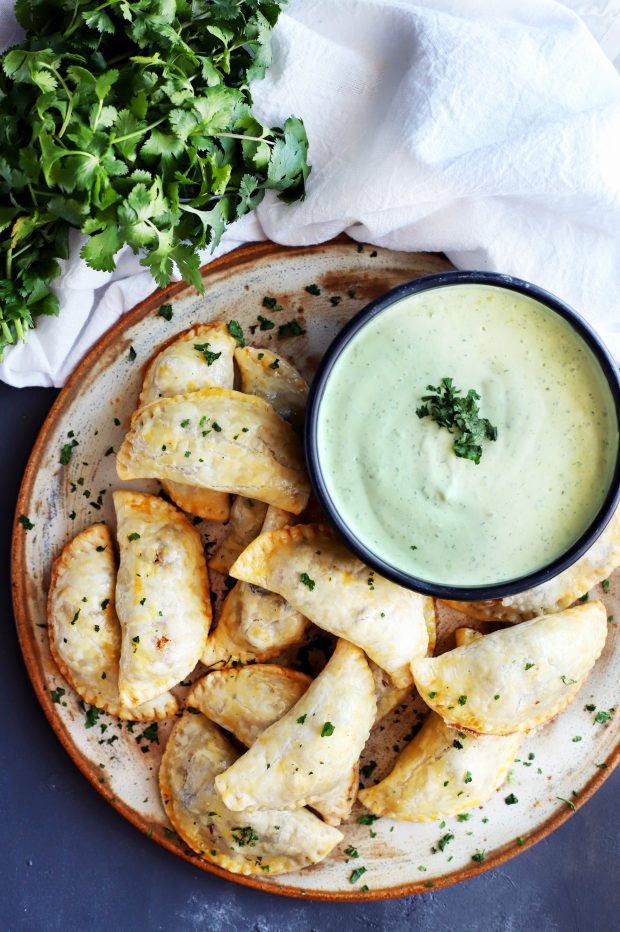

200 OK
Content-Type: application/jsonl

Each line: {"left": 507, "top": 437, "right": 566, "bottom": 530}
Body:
{"left": 187, "top": 665, "right": 356, "bottom": 825}
{"left": 159, "top": 712, "right": 343, "bottom": 875}
{"left": 446, "top": 507, "right": 620, "bottom": 622}
{"left": 411, "top": 601, "right": 608, "bottom": 734}
{"left": 140, "top": 322, "right": 237, "bottom": 521}
{"left": 229, "top": 524, "right": 429, "bottom": 686}
{"left": 117, "top": 388, "right": 309, "bottom": 514}
{"left": 204, "top": 505, "right": 308, "bottom": 667}
{"left": 370, "top": 662, "right": 410, "bottom": 722}
{"left": 214, "top": 639, "right": 376, "bottom": 812}
{"left": 48, "top": 523, "right": 178, "bottom": 720}
{"left": 114, "top": 491, "right": 211, "bottom": 707}
{"left": 202, "top": 582, "right": 310, "bottom": 668}
{"left": 208, "top": 496, "right": 268, "bottom": 576}
{"left": 188, "top": 665, "right": 311, "bottom": 747}
{"left": 235, "top": 346, "right": 308, "bottom": 431}
{"left": 358, "top": 712, "right": 521, "bottom": 821}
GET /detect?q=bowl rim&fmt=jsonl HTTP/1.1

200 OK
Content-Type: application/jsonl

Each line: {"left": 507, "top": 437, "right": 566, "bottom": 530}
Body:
{"left": 305, "top": 269, "right": 620, "bottom": 601}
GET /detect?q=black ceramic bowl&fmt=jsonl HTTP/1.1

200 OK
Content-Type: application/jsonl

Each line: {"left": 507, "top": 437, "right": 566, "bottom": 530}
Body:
{"left": 305, "top": 270, "right": 620, "bottom": 601}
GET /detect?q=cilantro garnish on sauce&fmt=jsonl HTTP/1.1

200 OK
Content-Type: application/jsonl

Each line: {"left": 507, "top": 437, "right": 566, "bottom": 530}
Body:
{"left": 416, "top": 377, "right": 497, "bottom": 464}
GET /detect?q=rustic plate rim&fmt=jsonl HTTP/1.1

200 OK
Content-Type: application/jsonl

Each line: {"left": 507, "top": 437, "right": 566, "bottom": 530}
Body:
{"left": 10, "top": 236, "right": 620, "bottom": 901}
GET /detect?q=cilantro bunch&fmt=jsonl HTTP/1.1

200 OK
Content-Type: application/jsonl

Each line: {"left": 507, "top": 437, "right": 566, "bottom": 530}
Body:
{"left": 0, "top": 0, "right": 309, "bottom": 358}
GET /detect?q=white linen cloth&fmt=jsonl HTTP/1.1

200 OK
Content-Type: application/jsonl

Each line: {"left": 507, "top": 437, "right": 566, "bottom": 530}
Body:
{"left": 1, "top": 0, "right": 620, "bottom": 386}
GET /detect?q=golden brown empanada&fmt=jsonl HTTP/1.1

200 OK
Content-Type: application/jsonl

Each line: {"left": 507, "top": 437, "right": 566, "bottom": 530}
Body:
{"left": 214, "top": 639, "right": 376, "bottom": 812}
{"left": 114, "top": 491, "right": 211, "bottom": 707}
{"left": 159, "top": 712, "right": 343, "bottom": 875}
{"left": 140, "top": 321, "right": 237, "bottom": 521}
{"left": 204, "top": 505, "right": 308, "bottom": 667}
{"left": 188, "top": 666, "right": 311, "bottom": 747}
{"left": 208, "top": 496, "right": 268, "bottom": 576}
{"left": 187, "top": 665, "right": 356, "bottom": 825}
{"left": 48, "top": 523, "right": 178, "bottom": 720}
{"left": 117, "top": 388, "right": 309, "bottom": 513}
{"left": 411, "top": 601, "right": 608, "bottom": 734}
{"left": 358, "top": 712, "right": 521, "bottom": 821}
{"left": 229, "top": 524, "right": 429, "bottom": 686}
{"left": 235, "top": 346, "right": 308, "bottom": 431}
{"left": 446, "top": 507, "right": 620, "bottom": 622}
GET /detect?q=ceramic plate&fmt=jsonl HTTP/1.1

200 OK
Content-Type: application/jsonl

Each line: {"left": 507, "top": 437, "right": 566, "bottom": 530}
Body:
{"left": 11, "top": 238, "right": 619, "bottom": 900}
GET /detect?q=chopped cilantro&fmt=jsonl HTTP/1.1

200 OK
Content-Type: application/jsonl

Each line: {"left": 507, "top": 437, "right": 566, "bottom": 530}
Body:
{"left": 263, "top": 296, "right": 282, "bottom": 311}
{"left": 458, "top": 695, "right": 468, "bottom": 705}
{"left": 416, "top": 376, "right": 497, "bottom": 464}
{"left": 70, "top": 609, "right": 80, "bottom": 625}
{"left": 457, "top": 813, "right": 471, "bottom": 822}
{"left": 524, "top": 662, "right": 535, "bottom": 671}
{"left": 361, "top": 761, "right": 377, "bottom": 779}
{"left": 344, "top": 845, "right": 359, "bottom": 858}
{"left": 505, "top": 793, "right": 519, "bottom": 805}
{"left": 357, "top": 814, "right": 380, "bottom": 825}
{"left": 128, "top": 346, "right": 137, "bottom": 362}
{"left": 59, "top": 439, "right": 78, "bottom": 465}
{"left": 277, "top": 319, "right": 306, "bottom": 339}
{"left": 231, "top": 826, "right": 258, "bottom": 847}
{"left": 158, "top": 304, "right": 173, "bottom": 321}
{"left": 464, "top": 771, "right": 473, "bottom": 784}
{"left": 305, "top": 283, "right": 321, "bottom": 295}
{"left": 84, "top": 705, "right": 101, "bottom": 729}
{"left": 51, "top": 686, "right": 66, "bottom": 703}
{"left": 300, "top": 572, "right": 316, "bottom": 590}
{"left": 227, "top": 320, "right": 245, "bottom": 347}
{"left": 257, "top": 315, "right": 275, "bottom": 331}
{"left": 194, "top": 342, "right": 222, "bottom": 366}
{"left": 269, "top": 358, "right": 280, "bottom": 369}
{"left": 438, "top": 833, "right": 454, "bottom": 851}
{"left": 101, "top": 598, "right": 110, "bottom": 610}
{"left": 594, "top": 710, "right": 612, "bottom": 724}
{"left": 297, "top": 714, "right": 307, "bottom": 725}
{"left": 472, "top": 850, "right": 486, "bottom": 864}
{"left": 321, "top": 722, "right": 335, "bottom": 737}
{"left": 349, "top": 866, "right": 367, "bottom": 884}
{"left": 329, "top": 295, "right": 341, "bottom": 306}
{"left": 18, "top": 514, "right": 35, "bottom": 530}
{"left": 602, "top": 578, "right": 611, "bottom": 592}
{"left": 127, "top": 532, "right": 140, "bottom": 542}
{"left": 557, "top": 796, "right": 576, "bottom": 812}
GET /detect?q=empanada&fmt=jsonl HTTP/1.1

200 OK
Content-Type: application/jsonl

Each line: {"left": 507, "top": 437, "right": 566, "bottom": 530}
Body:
{"left": 48, "top": 523, "right": 178, "bottom": 720}
{"left": 235, "top": 346, "right": 308, "bottom": 431}
{"left": 117, "top": 388, "right": 309, "bottom": 514}
{"left": 188, "top": 666, "right": 311, "bottom": 747}
{"left": 204, "top": 505, "right": 308, "bottom": 667}
{"left": 370, "top": 662, "right": 411, "bottom": 722}
{"left": 140, "top": 322, "right": 237, "bottom": 521}
{"left": 446, "top": 507, "right": 620, "bottom": 622}
{"left": 188, "top": 665, "right": 356, "bottom": 825}
{"left": 208, "top": 496, "right": 268, "bottom": 576}
{"left": 114, "top": 491, "right": 211, "bottom": 707}
{"left": 159, "top": 712, "right": 343, "bottom": 875}
{"left": 229, "top": 524, "right": 429, "bottom": 686}
{"left": 214, "top": 639, "right": 376, "bottom": 812}
{"left": 411, "top": 601, "right": 608, "bottom": 734}
{"left": 358, "top": 712, "right": 521, "bottom": 821}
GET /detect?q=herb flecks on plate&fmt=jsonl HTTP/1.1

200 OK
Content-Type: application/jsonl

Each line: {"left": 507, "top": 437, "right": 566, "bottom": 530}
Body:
{"left": 0, "top": 1, "right": 309, "bottom": 359}
{"left": 416, "top": 377, "right": 497, "bottom": 464}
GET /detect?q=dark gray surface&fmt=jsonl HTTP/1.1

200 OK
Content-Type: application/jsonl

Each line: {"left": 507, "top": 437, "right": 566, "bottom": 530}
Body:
{"left": 3, "top": 382, "right": 618, "bottom": 932}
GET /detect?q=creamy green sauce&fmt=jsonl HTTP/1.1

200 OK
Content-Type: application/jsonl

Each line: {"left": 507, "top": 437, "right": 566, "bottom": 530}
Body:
{"left": 317, "top": 284, "right": 618, "bottom": 586}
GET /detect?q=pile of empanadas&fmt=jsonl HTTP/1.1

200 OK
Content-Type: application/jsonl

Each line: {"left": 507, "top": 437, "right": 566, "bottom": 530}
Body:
{"left": 47, "top": 318, "right": 616, "bottom": 878}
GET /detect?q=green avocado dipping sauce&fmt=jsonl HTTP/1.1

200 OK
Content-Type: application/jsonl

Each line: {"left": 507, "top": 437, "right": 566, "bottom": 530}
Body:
{"left": 316, "top": 284, "right": 618, "bottom": 587}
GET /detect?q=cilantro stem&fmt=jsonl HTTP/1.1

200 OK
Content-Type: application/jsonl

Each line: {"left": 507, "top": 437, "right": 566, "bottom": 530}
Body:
{"left": 64, "top": 0, "right": 119, "bottom": 39}
{"left": 38, "top": 64, "right": 74, "bottom": 139}
{"left": 213, "top": 132, "right": 274, "bottom": 146}
{"left": 113, "top": 116, "right": 167, "bottom": 145}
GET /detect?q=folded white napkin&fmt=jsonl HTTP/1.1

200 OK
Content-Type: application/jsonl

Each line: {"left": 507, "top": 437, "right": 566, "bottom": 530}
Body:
{"left": 1, "top": 0, "right": 619, "bottom": 387}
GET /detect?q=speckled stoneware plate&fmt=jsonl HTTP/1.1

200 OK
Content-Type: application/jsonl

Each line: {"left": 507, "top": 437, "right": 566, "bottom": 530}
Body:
{"left": 11, "top": 238, "right": 619, "bottom": 900}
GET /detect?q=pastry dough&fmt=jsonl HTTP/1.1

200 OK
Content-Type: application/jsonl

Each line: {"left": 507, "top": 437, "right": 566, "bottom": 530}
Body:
{"left": 214, "top": 639, "right": 376, "bottom": 811}
{"left": 140, "top": 322, "right": 236, "bottom": 521}
{"left": 159, "top": 712, "right": 343, "bottom": 875}
{"left": 358, "top": 712, "right": 521, "bottom": 821}
{"left": 411, "top": 601, "right": 608, "bottom": 734}
{"left": 188, "top": 665, "right": 356, "bottom": 825}
{"left": 230, "top": 524, "right": 429, "bottom": 686}
{"left": 114, "top": 491, "right": 211, "bottom": 706}
{"left": 208, "top": 497, "right": 268, "bottom": 576}
{"left": 48, "top": 523, "right": 178, "bottom": 720}
{"left": 447, "top": 506, "right": 620, "bottom": 622}
{"left": 117, "top": 388, "right": 310, "bottom": 513}
{"left": 235, "top": 346, "right": 308, "bottom": 431}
